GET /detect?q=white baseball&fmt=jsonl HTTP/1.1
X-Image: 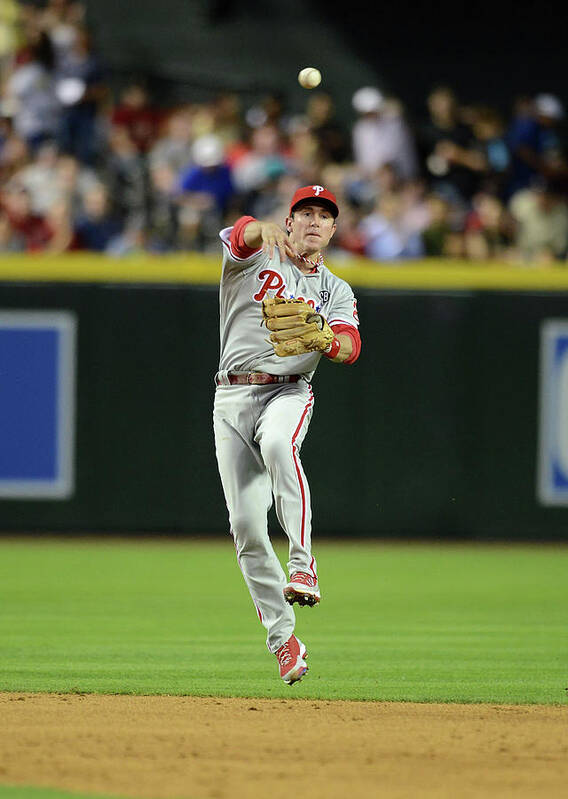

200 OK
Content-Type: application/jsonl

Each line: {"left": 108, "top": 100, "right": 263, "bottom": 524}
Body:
{"left": 298, "top": 67, "right": 322, "bottom": 90}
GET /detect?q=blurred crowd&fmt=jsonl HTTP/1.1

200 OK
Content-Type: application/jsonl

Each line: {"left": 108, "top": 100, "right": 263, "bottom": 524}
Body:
{"left": 1, "top": 0, "right": 568, "bottom": 264}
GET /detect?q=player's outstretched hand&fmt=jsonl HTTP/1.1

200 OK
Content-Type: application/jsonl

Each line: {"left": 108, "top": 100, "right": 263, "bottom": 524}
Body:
{"left": 259, "top": 223, "right": 298, "bottom": 263}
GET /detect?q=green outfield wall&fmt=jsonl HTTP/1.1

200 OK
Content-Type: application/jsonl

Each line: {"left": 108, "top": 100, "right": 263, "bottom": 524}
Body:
{"left": 1, "top": 255, "right": 568, "bottom": 539}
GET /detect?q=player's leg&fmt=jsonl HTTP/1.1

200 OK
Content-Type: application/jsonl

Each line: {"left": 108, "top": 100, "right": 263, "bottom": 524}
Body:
{"left": 213, "top": 388, "right": 295, "bottom": 652}
{"left": 254, "top": 381, "right": 320, "bottom": 604}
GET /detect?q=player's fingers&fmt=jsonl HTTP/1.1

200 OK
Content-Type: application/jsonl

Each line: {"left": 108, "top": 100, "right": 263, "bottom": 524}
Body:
{"left": 268, "top": 233, "right": 288, "bottom": 263}
{"left": 277, "top": 239, "right": 288, "bottom": 263}
{"left": 266, "top": 315, "right": 306, "bottom": 331}
{"left": 271, "top": 323, "right": 317, "bottom": 341}
{"left": 270, "top": 304, "right": 311, "bottom": 317}
{"left": 262, "top": 239, "right": 275, "bottom": 259}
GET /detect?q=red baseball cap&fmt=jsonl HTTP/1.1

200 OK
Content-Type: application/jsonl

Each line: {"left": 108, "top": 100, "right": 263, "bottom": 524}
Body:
{"left": 289, "top": 185, "right": 339, "bottom": 218}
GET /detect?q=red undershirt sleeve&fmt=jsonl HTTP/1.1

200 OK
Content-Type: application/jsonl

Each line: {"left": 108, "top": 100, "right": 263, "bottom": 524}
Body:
{"left": 229, "top": 216, "right": 260, "bottom": 258}
{"left": 331, "top": 323, "right": 362, "bottom": 364}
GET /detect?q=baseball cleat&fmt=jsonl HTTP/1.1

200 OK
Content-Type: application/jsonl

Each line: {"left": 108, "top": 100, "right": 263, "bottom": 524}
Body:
{"left": 275, "top": 635, "right": 308, "bottom": 685}
{"left": 284, "top": 571, "right": 321, "bottom": 606}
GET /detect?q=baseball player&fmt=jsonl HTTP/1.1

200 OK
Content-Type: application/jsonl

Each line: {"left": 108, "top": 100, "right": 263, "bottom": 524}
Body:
{"left": 214, "top": 185, "right": 361, "bottom": 684}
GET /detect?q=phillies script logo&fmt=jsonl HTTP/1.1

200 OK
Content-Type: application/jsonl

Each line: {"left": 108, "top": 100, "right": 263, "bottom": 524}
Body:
{"left": 253, "top": 270, "right": 318, "bottom": 309}
{"left": 253, "top": 270, "right": 287, "bottom": 302}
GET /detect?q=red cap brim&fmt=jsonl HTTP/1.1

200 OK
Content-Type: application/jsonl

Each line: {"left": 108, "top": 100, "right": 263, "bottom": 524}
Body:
{"left": 288, "top": 186, "right": 339, "bottom": 218}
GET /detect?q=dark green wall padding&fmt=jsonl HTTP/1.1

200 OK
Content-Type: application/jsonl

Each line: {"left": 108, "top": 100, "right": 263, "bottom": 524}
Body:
{"left": 1, "top": 280, "right": 567, "bottom": 539}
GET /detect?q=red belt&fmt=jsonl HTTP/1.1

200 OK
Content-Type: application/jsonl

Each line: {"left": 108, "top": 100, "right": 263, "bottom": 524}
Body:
{"left": 220, "top": 372, "right": 301, "bottom": 386}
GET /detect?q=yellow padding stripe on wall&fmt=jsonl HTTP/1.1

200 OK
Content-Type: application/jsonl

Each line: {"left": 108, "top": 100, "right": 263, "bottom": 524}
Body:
{"left": 1, "top": 254, "right": 568, "bottom": 291}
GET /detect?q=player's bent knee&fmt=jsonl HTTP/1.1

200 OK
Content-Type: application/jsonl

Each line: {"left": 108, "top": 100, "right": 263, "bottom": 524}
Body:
{"left": 230, "top": 518, "right": 268, "bottom": 548}
{"left": 260, "top": 434, "right": 293, "bottom": 469}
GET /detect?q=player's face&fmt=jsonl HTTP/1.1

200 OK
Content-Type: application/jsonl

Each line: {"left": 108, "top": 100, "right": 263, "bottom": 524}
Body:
{"left": 287, "top": 203, "right": 337, "bottom": 256}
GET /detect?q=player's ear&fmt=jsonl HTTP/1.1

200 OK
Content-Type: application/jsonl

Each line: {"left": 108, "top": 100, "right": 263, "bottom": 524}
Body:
{"left": 285, "top": 216, "right": 293, "bottom": 233}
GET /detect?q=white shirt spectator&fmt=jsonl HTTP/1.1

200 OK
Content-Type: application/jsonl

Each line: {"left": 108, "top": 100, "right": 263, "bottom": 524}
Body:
{"left": 5, "top": 61, "right": 60, "bottom": 143}
{"left": 510, "top": 187, "right": 568, "bottom": 261}
{"left": 351, "top": 88, "right": 418, "bottom": 180}
{"left": 353, "top": 111, "right": 418, "bottom": 180}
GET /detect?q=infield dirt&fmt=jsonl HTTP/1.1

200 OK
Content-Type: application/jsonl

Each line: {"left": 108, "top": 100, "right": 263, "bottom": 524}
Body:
{"left": 1, "top": 694, "right": 567, "bottom": 799}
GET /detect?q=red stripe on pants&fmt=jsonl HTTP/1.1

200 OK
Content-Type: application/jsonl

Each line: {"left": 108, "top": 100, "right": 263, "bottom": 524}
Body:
{"left": 291, "top": 388, "right": 314, "bottom": 547}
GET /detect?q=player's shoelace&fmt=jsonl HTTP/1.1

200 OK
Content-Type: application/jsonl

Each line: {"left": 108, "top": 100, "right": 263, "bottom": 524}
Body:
{"left": 291, "top": 572, "right": 316, "bottom": 587}
{"left": 277, "top": 643, "right": 295, "bottom": 668}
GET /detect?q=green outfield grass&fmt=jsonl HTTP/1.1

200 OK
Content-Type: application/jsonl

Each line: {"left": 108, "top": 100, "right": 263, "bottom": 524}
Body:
{"left": 0, "top": 537, "right": 566, "bottom": 704}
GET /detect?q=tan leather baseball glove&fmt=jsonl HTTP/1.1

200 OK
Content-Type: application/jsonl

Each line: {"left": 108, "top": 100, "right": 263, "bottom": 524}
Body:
{"left": 262, "top": 297, "right": 334, "bottom": 357}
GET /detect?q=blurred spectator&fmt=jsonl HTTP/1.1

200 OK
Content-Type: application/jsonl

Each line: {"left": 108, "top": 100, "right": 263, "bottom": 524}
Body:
{"left": 178, "top": 133, "right": 233, "bottom": 212}
{"left": 305, "top": 91, "right": 350, "bottom": 165}
{"left": 264, "top": 92, "right": 287, "bottom": 128}
{"left": 358, "top": 191, "right": 424, "bottom": 261}
{"left": 230, "top": 123, "right": 289, "bottom": 197}
{"left": 352, "top": 87, "right": 418, "bottom": 180}
{"left": 74, "top": 183, "right": 123, "bottom": 251}
{"left": 285, "top": 114, "right": 319, "bottom": 184}
{"left": 319, "top": 162, "right": 354, "bottom": 210}
{"left": 247, "top": 91, "right": 288, "bottom": 132}
{"left": 111, "top": 82, "right": 163, "bottom": 154}
{"left": 146, "top": 161, "right": 178, "bottom": 251}
{"left": 463, "top": 192, "right": 513, "bottom": 260}
{"left": 331, "top": 203, "right": 366, "bottom": 256}
{"left": 506, "top": 94, "right": 565, "bottom": 198}
{"left": 148, "top": 106, "right": 194, "bottom": 174}
{"left": 54, "top": 24, "right": 107, "bottom": 165}
{"left": 14, "top": 139, "right": 59, "bottom": 213}
{"left": 345, "top": 161, "right": 401, "bottom": 215}
{"left": 3, "top": 31, "right": 60, "bottom": 152}
{"left": 533, "top": 94, "right": 567, "bottom": 185}
{"left": 0, "top": 131, "right": 29, "bottom": 182}
{"left": 43, "top": 196, "right": 77, "bottom": 252}
{"left": 103, "top": 123, "right": 148, "bottom": 230}
{"left": 247, "top": 172, "right": 301, "bottom": 226}
{"left": 176, "top": 133, "right": 234, "bottom": 250}
{"left": 399, "top": 178, "right": 431, "bottom": 238}
{"left": 51, "top": 152, "right": 98, "bottom": 217}
{"left": 211, "top": 92, "right": 243, "bottom": 148}
{"left": 421, "top": 193, "right": 464, "bottom": 257}
{"left": 417, "top": 85, "right": 481, "bottom": 204}
{"left": 40, "top": 0, "right": 85, "bottom": 60}
{"left": 509, "top": 178, "right": 568, "bottom": 263}
{"left": 506, "top": 95, "right": 540, "bottom": 197}
{"left": 372, "top": 162, "right": 402, "bottom": 204}
{"left": 189, "top": 101, "right": 216, "bottom": 139}
{"left": 1, "top": 181, "right": 51, "bottom": 250}
{"left": 470, "top": 106, "right": 511, "bottom": 198}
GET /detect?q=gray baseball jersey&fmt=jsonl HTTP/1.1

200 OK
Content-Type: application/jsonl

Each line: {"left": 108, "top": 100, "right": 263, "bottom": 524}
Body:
{"left": 217, "top": 227, "right": 360, "bottom": 379}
